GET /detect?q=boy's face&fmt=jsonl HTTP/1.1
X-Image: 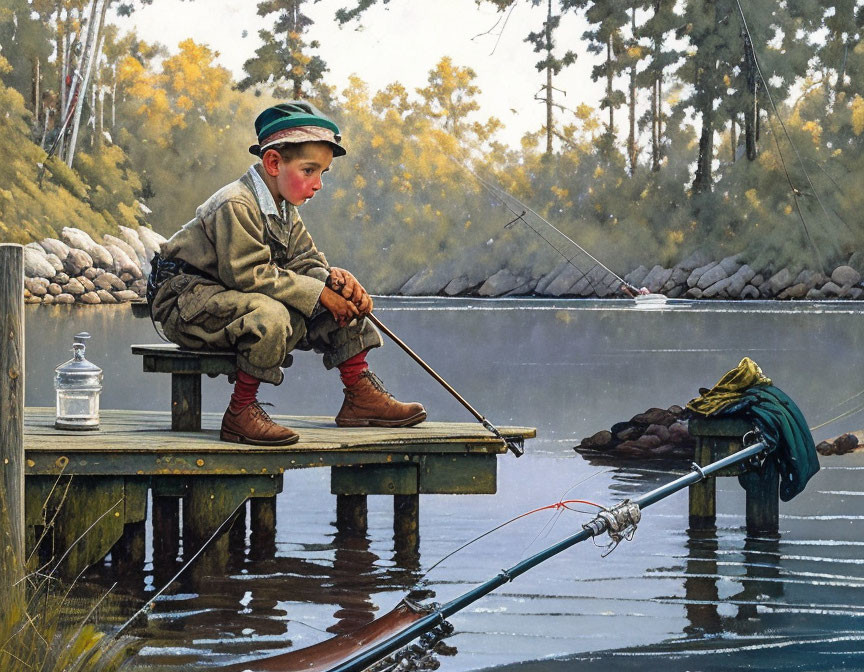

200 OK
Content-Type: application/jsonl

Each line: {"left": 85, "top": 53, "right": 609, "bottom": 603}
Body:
{"left": 263, "top": 142, "right": 334, "bottom": 206}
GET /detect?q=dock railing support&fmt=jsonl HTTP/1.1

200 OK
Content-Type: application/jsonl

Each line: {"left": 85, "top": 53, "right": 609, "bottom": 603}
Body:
{"left": 0, "top": 244, "right": 25, "bottom": 603}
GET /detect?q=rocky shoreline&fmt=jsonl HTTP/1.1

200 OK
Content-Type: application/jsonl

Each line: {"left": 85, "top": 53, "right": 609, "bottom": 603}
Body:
{"left": 22, "top": 226, "right": 163, "bottom": 305}
{"left": 397, "top": 249, "right": 864, "bottom": 300}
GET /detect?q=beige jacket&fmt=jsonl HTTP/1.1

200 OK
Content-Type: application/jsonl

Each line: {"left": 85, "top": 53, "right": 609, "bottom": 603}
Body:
{"left": 160, "top": 164, "right": 329, "bottom": 317}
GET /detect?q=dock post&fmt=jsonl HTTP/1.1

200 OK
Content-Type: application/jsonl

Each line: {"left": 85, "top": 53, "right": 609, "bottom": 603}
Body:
{"left": 113, "top": 521, "right": 146, "bottom": 580}
{"left": 688, "top": 436, "right": 717, "bottom": 532}
{"left": 741, "top": 460, "right": 780, "bottom": 537}
{"left": 336, "top": 494, "right": 367, "bottom": 536}
{"left": 171, "top": 373, "right": 201, "bottom": 432}
{"left": 249, "top": 497, "right": 276, "bottom": 560}
{"left": 393, "top": 494, "right": 419, "bottom": 557}
{"left": 152, "top": 495, "right": 180, "bottom": 576}
{"left": 0, "top": 244, "right": 25, "bottom": 602}
{"left": 229, "top": 500, "right": 248, "bottom": 566}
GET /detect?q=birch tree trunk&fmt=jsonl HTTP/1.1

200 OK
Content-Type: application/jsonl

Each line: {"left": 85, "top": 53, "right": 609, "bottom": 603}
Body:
{"left": 67, "top": 0, "right": 107, "bottom": 167}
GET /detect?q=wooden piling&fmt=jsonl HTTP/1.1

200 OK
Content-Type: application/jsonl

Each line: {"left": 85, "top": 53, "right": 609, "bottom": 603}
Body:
{"left": 0, "top": 244, "right": 25, "bottom": 598}
{"left": 336, "top": 494, "right": 367, "bottom": 536}
{"left": 249, "top": 497, "right": 276, "bottom": 560}
{"left": 393, "top": 494, "right": 419, "bottom": 557}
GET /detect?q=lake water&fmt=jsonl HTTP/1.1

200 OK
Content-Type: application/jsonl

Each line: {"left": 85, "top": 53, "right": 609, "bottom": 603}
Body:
{"left": 24, "top": 298, "right": 864, "bottom": 670}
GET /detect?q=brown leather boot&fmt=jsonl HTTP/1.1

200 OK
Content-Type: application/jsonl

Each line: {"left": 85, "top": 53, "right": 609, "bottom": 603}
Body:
{"left": 221, "top": 402, "right": 300, "bottom": 446}
{"left": 336, "top": 371, "right": 427, "bottom": 428}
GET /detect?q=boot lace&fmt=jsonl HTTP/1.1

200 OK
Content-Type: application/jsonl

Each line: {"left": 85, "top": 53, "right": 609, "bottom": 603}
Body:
{"left": 361, "top": 371, "right": 393, "bottom": 398}
{"left": 250, "top": 401, "right": 276, "bottom": 422}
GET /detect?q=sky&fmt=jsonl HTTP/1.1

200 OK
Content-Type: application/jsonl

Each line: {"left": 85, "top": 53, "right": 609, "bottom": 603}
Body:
{"left": 109, "top": 0, "right": 601, "bottom": 148}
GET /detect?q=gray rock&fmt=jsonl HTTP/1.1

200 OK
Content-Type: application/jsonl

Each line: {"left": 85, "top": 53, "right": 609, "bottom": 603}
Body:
{"left": 24, "top": 278, "right": 48, "bottom": 296}
{"left": 544, "top": 265, "right": 585, "bottom": 296}
{"left": 62, "top": 227, "right": 113, "bottom": 269}
{"left": 103, "top": 234, "right": 139, "bottom": 265}
{"left": 112, "top": 289, "right": 140, "bottom": 302}
{"left": 740, "top": 285, "right": 760, "bottom": 299}
{"left": 750, "top": 273, "right": 764, "bottom": 287}
{"left": 847, "top": 251, "right": 864, "bottom": 273}
{"left": 623, "top": 264, "right": 650, "bottom": 288}
{"left": 687, "top": 261, "right": 717, "bottom": 288}
{"left": 94, "top": 272, "right": 126, "bottom": 292}
{"left": 697, "top": 263, "right": 729, "bottom": 290}
{"left": 666, "top": 285, "right": 684, "bottom": 298}
{"left": 642, "top": 265, "right": 673, "bottom": 293}
{"left": 757, "top": 279, "right": 774, "bottom": 298}
{"left": 96, "top": 290, "right": 117, "bottom": 304}
{"left": 661, "top": 267, "right": 689, "bottom": 293}
{"left": 39, "top": 237, "right": 70, "bottom": 259}
{"left": 77, "top": 276, "right": 95, "bottom": 292}
{"left": 701, "top": 277, "right": 732, "bottom": 298}
{"left": 779, "top": 283, "right": 808, "bottom": 299}
{"left": 573, "top": 267, "right": 616, "bottom": 297}
{"left": 119, "top": 225, "right": 148, "bottom": 262}
{"left": 678, "top": 249, "right": 713, "bottom": 272}
{"left": 64, "top": 278, "right": 85, "bottom": 295}
{"left": 768, "top": 268, "right": 794, "bottom": 294}
{"left": 821, "top": 281, "right": 843, "bottom": 297}
{"left": 806, "top": 288, "right": 825, "bottom": 299}
{"left": 444, "top": 276, "right": 472, "bottom": 296}
{"left": 718, "top": 254, "right": 743, "bottom": 275}
{"left": 105, "top": 243, "right": 143, "bottom": 279}
{"left": 726, "top": 264, "right": 756, "bottom": 296}
{"left": 583, "top": 430, "right": 613, "bottom": 448}
{"left": 685, "top": 287, "right": 703, "bottom": 299}
{"left": 54, "top": 272, "right": 69, "bottom": 284}
{"left": 83, "top": 267, "right": 101, "bottom": 280}
{"left": 63, "top": 248, "right": 93, "bottom": 276}
{"left": 831, "top": 265, "right": 861, "bottom": 287}
{"left": 77, "top": 291, "right": 101, "bottom": 305}
{"left": 644, "top": 423, "right": 671, "bottom": 443}
{"left": 399, "top": 267, "right": 451, "bottom": 295}
{"left": 24, "top": 247, "right": 57, "bottom": 279}
{"left": 504, "top": 277, "right": 538, "bottom": 296}
{"left": 47, "top": 283, "right": 62, "bottom": 296}
{"left": 535, "top": 261, "right": 569, "bottom": 295}
{"left": 849, "top": 288, "right": 864, "bottom": 300}
{"left": 478, "top": 269, "right": 526, "bottom": 297}
{"left": 44, "top": 253, "right": 64, "bottom": 273}
{"left": 55, "top": 293, "right": 75, "bottom": 304}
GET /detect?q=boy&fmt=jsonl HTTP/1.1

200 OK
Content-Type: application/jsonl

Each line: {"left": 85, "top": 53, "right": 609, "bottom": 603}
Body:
{"left": 148, "top": 101, "right": 426, "bottom": 446}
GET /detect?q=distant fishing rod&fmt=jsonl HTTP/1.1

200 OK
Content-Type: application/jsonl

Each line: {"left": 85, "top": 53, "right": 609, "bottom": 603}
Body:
{"left": 328, "top": 436, "right": 772, "bottom": 672}
{"left": 456, "top": 159, "right": 646, "bottom": 298}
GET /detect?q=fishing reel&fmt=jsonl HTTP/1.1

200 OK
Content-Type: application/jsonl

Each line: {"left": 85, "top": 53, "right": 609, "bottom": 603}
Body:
{"left": 583, "top": 499, "right": 641, "bottom": 557}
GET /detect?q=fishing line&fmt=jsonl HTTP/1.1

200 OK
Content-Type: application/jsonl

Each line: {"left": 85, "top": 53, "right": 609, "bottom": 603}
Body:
{"left": 734, "top": 0, "right": 830, "bottom": 272}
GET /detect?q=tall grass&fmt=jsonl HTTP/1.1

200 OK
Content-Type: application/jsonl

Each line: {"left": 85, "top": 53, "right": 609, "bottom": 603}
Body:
{"left": 0, "top": 476, "right": 138, "bottom": 671}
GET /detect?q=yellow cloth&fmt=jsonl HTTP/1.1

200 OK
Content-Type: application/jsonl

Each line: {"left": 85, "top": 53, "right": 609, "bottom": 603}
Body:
{"left": 686, "top": 357, "right": 772, "bottom": 416}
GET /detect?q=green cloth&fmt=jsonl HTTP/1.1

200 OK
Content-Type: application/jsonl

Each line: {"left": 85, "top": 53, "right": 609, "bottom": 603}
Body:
{"left": 690, "top": 381, "right": 820, "bottom": 502}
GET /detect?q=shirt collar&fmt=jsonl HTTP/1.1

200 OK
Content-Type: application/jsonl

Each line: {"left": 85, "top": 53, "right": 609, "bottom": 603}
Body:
{"left": 248, "top": 164, "right": 288, "bottom": 219}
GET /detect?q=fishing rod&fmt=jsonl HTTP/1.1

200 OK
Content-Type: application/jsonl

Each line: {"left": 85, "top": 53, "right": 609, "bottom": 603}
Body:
{"left": 327, "top": 435, "right": 772, "bottom": 672}
{"left": 367, "top": 312, "right": 524, "bottom": 457}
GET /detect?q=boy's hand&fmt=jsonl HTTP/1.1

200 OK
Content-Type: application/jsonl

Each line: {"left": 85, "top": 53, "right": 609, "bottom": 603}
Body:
{"left": 328, "top": 267, "right": 373, "bottom": 315}
{"left": 320, "top": 287, "right": 360, "bottom": 327}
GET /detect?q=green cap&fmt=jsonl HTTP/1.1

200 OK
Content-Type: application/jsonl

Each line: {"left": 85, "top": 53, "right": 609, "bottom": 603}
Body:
{"left": 249, "top": 101, "right": 346, "bottom": 157}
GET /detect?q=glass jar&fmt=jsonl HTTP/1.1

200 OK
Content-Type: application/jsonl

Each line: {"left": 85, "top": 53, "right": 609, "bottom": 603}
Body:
{"left": 54, "top": 332, "right": 102, "bottom": 430}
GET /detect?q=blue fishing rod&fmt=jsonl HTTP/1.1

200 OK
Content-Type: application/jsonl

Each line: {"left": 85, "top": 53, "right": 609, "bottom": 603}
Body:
{"left": 329, "top": 437, "right": 773, "bottom": 672}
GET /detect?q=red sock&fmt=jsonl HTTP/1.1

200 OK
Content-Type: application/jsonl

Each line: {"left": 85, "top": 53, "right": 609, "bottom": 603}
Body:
{"left": 338, "top": 350, "right": 369, "bottom": 388}
{"left": 229, "top": 369, "right": 261, "bottom": 412}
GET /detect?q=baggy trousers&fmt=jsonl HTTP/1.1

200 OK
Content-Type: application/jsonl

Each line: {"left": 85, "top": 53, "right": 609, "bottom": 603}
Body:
{"left": 151, "top": 274, "right": 382, "bottom": 385}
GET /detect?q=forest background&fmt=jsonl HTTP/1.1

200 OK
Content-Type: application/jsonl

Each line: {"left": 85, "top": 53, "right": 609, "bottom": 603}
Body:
{"left": 0, "top": 0, "right": 862, "bottom": 293}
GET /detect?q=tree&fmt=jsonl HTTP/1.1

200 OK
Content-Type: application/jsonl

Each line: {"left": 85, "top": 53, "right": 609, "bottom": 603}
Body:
{"left": 238, "top": 0, "right": 327, "bottom": 98}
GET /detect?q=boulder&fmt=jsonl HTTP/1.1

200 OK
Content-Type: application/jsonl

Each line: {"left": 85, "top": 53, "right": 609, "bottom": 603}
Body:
{"left": 697, "top": 263, "right": 729, "bottom": 290}
{"left": 55, "top": 293, "right": 75, "bottom": 304}
{"left": 661, "top": 267, "right": 689, "bottom": 293}
{"left": 129, "top": 279, "right": 148, "bottom": 296}
{"left": 849, "top": 288, "right": 863, "bottom": 300}
{"left": 750, "top": 273, "right": 764, "bottom": 287}
{"left": 76, "top": 276, "right": 95, "bottom": 292}
{"left": 687, "top": 261, "right": 717, "bottom": 288}
{"left": 94, "top": 272, "right": 126, "bottom": 292}
{"left": 47, "top": 283, "right": 62, "bottom": 296}
{"left": 726, "top": 265, "right": 756, "bottom": 296}
{"left": 644, "top": 423, "right": 671, "bottom": 443}
{"left": 103, "top": 234, "right": 139, "bottom": 265}
{"left": 641, "top": 265, "right": 673, "bottom": 293}
{"left": 583, "top": 430, "right": 613, "bottom": 448}
{"left": 24, "top": 278, "right": 48, "bottom": 296}
{"left": 77, "top": 291, "right": 101, "bottom": 305}
{"left": 821, "top": 281, "right": 843, "bottom": 297}
{"left": 685, "top": 287, "right": 703, "bottom": 299}
{"left": 96, "top": 290, "right": 117, "bottom": 304}
{"left": 119, "top": 272, "right": 134, "bottom": 283}
{"left": 25, "top": 295, "right": 42, "bottom": 304}
{"left": 64, "top": 277, "right": 85, "bottom": 296}
{"left": 54, "top": 272, "right": 69, "bottom": 285}
{"left": 778, "top": 283, "right": 808, "bottom": 299}
{"left": 666, "top": 285, "right": 684, "bottom": 298}
{"left": 112, "top": 289, "right": 140, "bottom": 302}
{"left": 444, "top": 276, "right": 472, "bottom": 296}
{"left": 831, "top": 265, "right": 861, "bottom": 287}
{"left": 399, "top": 267, "right": 451, "bottom": 295}
{"left": 44, "top": 253, "right": 64, "bottom": 273}
{"left": 137, "top": 226, "right": 166, "bottom": 264}
{"left": 701, "top": 276, "right": 731, "bottom": 298}
{"left": 504, "top": 277, "right": 538, "bottom": 296}
{"left": 42, "top": 294, "right": 55, "bottom": 305}
{"left": 633, "top": 434, "right": 661, "bottom": 450}
{"left": 24, "top": 247, "right": 57, "bottom": 279}
{"left": 806, "top": 288, "right": 825, "bottom": 300}
{"left": 61, "top": 227, "right": 113, "bottom": 269}
{"left": 718, "top": 254, "right": 743, "bottom": 275}
{"left": 63, "top": 249, "right": 93, "bottom": 276}
{"left": 83, "top": 267, "right": 101, "bottom": 280}
{"left": 544, "top": 265, "right": 586, "bottom": 296}
{"left": 767, "top": 267, "right": 794, "bottom": 295}
{"left": 535, "top": 261, "right": 570, "bottom": 295}
{"left": 630, "top": 407, "right": 676, "bottom": 426}
{"left": 478, "top": 269, "right": 526, "bottom": 297}
{"left": 39, "top": 237, "right": 70, "bottom": 259}
{"left": 677, "top": 249, "right": 713, "bottom": 272}
{"left": 118, "top": 225, "right": 148, "bottom": 263}
{"left": 834, "top": 433, "right": 859, "bottom": 454}
{"left": 105, "top": 243, "right": 143, "bottom": 279}
{"left": 623, "top": 264, "right": 650, "bottom": 288}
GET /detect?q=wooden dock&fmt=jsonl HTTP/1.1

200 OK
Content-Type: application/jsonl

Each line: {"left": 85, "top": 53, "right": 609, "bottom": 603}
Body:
{"left": 24, "top": 408, "right": 535, "bottom": 578}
